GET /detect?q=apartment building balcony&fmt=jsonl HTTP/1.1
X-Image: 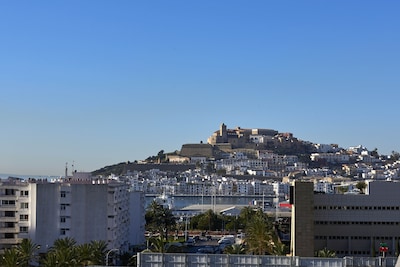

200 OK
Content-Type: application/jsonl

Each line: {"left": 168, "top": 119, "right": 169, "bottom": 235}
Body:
{"left": 0, "top": 195, "right": 18, "bottom": 201}
{"left": 0, "top": 205, "right": 17, "bottom": 211}
{"left": 0, "top": 217, "right": 18, "bottom": 223}
{"left": 0, "top": 227, "right": 19, "bottom": 233}
{"left": 0, "top": 237, "right": 22, "bottom": 245}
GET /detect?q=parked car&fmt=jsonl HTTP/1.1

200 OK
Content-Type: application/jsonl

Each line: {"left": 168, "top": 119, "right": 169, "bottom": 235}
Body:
{"left": 197, "top": 246, "right": 216, "bottom": 254}
{"left": 218, "top": 235, "right": 235, "bottom": 245}
{"left": 185, "top": 237, "right": 196, "bottom": 246}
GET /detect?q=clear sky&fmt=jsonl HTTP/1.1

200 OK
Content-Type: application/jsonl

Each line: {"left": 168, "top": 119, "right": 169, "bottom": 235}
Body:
{"left": 1, "top": 1, "right": 399, "bottom": 176}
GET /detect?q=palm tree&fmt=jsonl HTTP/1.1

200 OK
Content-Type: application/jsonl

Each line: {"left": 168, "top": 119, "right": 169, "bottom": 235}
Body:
{"left": 145, "top": 201, "right": 176, "bottom": 240}
{"left": 224, "top": 244, "right": 246, "bottom": 254}
{"left": 76, "top": 243, "right": 94, "bottom": 266}
{"left": 89, "top": 240, "right": 108, "bottom": 265}
{"left": 245, "top": 213, "right": 275, "bottom": 255}
{"left": 50, "top": 237, "right": 77, "bottom": 252}
{"left": 238, "top": 206, "right": 256, "bottom": 228}
{"left": 197, "top": 209, "right": 215, "bottom": 231}
{"left": 16, "top": 238, "right": 40, "bottom": 267}
{"left": 1, "top": 247, "right": 20, "bottom": 267}
{"left": 270, "top": 236, "right": 287, "bottom": 256}
{"left": 315, "top": 247, "right": 336, "bottom": 258}
{"left": 45, "top": 237, "right": 78, "bottom": 267}
{"left": 56, "top": 248, "right": 79, "bottom": 267}
{"left": 41, "top": 251, "right": 58, "bottom": 267}
{"left": 150, "top": 236, "right": 166, "bottom": 253}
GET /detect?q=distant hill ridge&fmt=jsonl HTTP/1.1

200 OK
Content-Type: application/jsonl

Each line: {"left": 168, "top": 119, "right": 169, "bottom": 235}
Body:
{"left": 92, "top": 123, "right": 320, "bottom": 176}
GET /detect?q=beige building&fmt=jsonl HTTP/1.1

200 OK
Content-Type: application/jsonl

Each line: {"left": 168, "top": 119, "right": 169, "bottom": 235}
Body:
{"left": 291, "top": 180, "right": 400, "bottom": 257}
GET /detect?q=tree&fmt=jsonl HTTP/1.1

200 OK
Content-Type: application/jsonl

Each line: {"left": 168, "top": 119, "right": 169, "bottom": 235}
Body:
{"left": 50, "top": 237, "right": 77, "bottom": 252}
{"left": 41, "top": 252, "right": 58, "bottom": 267}
{"left": 16, "top": 238, "right": 40, "bottom": 267}
{"left": 315, "top": 247, "right": 336, "bottom": 258}
{"left": 390, "top": 151, "right": 400, "bottom": 162}
{"left": 76, "top": 243, "right": 93, "bottom": 266}
{"left": 40, "top": 238, "right": 108, "bottom": 267}
{"left": 44, "top": 237, "right": 79, "bottom": 267}
{"left": 1, "top": 247, "right": 20, "bottom": 267}
{"left": 337, "top": 186, "right": 348, "bottom": 194}
{"left": 371, "top": 148, "right": 379, "bottom": 158}
{"left": 238, "top": 206, "right": 257, "bottom": 228}
{"left": 269, "top": 234, "right": 287, "bottom": 255}
{"left": 224, "top": 244, "right": 246, "bottom": 254}
{"left": 149, "top": 236, "right": 166, "bottom": 253}
{"left": 145, "top": 200, "right": 176, "bottom": 240}
{"left": 355, "top": 181, "right": 367, "bottom": 194}
{"left": 89, "top": 240, "right": 108, "bottom": 265}
{"left": 244, "top": 211, "right": 277, "bottom": 255}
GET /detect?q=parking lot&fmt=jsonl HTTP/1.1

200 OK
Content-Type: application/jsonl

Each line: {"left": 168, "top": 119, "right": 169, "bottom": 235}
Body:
{"left": 185, "top": 235, "right": 241, "bottom": 254}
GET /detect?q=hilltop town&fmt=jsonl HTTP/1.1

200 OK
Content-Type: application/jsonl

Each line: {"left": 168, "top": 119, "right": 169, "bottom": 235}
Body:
{"left": 93, "top": 123, "right": 400, "bottom": 197}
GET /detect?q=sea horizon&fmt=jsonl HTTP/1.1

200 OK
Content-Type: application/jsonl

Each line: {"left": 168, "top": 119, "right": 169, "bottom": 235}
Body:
{"left": 0, "top": 173, "right": 61, "bottom": 180}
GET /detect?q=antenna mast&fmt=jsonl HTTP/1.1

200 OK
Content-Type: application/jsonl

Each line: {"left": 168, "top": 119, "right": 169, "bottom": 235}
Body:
{"left": 65, "top": 162, "right": 68, "bottom": 179}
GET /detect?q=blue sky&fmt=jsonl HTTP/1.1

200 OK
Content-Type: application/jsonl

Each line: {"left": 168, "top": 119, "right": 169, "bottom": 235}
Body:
{"left": 1, "top": 1, "right": 399, "bottom": 176}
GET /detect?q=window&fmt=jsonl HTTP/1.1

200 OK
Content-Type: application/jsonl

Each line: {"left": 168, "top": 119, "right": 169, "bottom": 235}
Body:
{"left": 5, "top": 222, "right": 14, "bottom": 228}
{"left": 5, "top": 211, "right": 15, "bottom": 217}
{"left": 61, "top": 204, "right": 66, "bottom": 210}
{"left": 20, "top": 191, "right": 29, "bottom": 197}
{"left": 60, "top": 191, "right": 66, "bottom": 198}
{"left": 4, "top": 233, "right": 14, "bottom": 239}
{"left": 60, "top": 217, "right": 66, "bottom": 223}
{"left": 2, "top": 200, "right": 16, "bottom": 205}
{"left": 20, "top": 214, "right": 29, "bottom": 221}
{"left": 60, "top": 228, "right": 69, "bottom": 235}
{"left": 5, "top": 189, "right": 15, "bottom": 196}
{"left": 20, "top": 226, "right": 28, "bottom": 233}
{"left": 20, "top": 203, "right": 28, "bottom": 209}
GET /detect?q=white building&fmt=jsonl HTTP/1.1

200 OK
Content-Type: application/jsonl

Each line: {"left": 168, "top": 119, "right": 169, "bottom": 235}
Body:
{"left": 0, "top": 178, "right": 35, "bottom": 250}
{"left": 314, "top": 180, "right": 334, "bottom": 194}
{"left": 236, "top": 181, "right": 253, "bottom": 196}
{"left": 0, "top": 173, "right": 145, "bottom": 253}
{"left": 310, "top": 153, "right": 350, "bottom": 164}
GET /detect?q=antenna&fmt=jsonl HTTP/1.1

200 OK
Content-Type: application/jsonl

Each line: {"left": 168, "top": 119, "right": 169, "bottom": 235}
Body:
{"left": 65, "top": 162, "right": 68, "bottom": 179}
{"left": 72, "top": 161, "right": 75, "bottom": 174}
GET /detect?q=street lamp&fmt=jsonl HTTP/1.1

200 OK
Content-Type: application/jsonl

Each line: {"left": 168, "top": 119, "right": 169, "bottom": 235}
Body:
{"left": 106, "top": 248, "right": 119, "bottom": 266}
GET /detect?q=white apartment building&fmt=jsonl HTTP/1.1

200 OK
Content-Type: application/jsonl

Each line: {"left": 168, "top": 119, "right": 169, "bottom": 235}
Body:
{"left": 251, "top": 180, "right": 261, "bottom": 195}
{"left": 259, "top": 182, "right": 275, "bottom": 196}
{"left": 314, "top": 180, "right": 334, "bottom": 194}
{"left": 314, "top": 144, "right": 339, "bottom": 153}
{"left": 236, "top": 181, "right": 254, "bottom": 196}
{"left": 272, "top": 182, "right": 290, "bottom": 198}
{"left": 310, "top": 153, "right": 350, "bottom": 164}
{"left": 0, "top": 178, "right": 35, "bottom": 250}
{"left": 218, "top": 180, "right": 234, "bottom": 196}
{"left": 0, "top": 173, "right": 145, "bottom": 253}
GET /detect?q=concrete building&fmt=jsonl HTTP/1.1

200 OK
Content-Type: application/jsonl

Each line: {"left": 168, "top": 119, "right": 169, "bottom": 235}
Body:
{"left": 290, "top": 181, "right": 315, "bottom": 257}
{"left": 0, "top": 173, "right": 145, "bottom": 253}
{"left": 291, "top": 180, "right": 400, "bottom": 258}
{"left": 0, "top": 177, "right": 36, "bottom": 250}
